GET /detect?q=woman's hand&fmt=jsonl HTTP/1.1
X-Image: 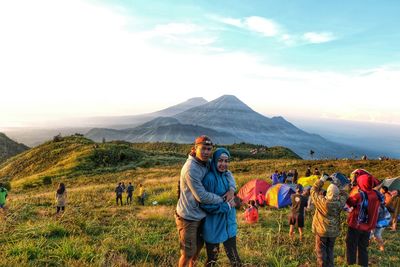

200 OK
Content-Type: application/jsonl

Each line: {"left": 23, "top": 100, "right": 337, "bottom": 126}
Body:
{"left": 223, "top": 189, "right": 235, "bottom": 202}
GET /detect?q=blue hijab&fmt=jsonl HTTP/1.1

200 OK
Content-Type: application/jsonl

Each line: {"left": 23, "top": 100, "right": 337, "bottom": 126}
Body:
{"left": 211, "top": 148, "right": 231, "bottom": 184}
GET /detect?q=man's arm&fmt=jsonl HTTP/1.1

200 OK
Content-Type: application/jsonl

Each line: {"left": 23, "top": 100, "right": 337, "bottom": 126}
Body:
{"left": 200, "top": 202, "right": 231, "bottom": 214}
{"left": 185, "top": 168, "right": 223, "bottom": 204}
{"left": 311, "top": 177, "right": 328, "bottom": 215}
{"left": 226, "top": 171, "right": 236, "bottom": 191}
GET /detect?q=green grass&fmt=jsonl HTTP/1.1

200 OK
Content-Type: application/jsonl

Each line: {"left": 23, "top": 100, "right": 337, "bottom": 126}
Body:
{"left": 0, "top": 137, "right": 399, "bottom": 266}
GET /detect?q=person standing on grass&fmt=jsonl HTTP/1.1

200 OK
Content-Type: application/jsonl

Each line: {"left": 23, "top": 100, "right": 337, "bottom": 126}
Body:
{"left": 311, "top": 174, "right": 348, "bottom": 267}
{"left": 0, "top": 183, "right": 8, "bottom": 210}
{"left": 271, "top": 170, "right": 279, "bottom": 185}
{"left": 137, "top": 183, "right": 146, "bottom": 205}
{"left": 126, "top": 182, "right": 134, "bottom": 205}
{"left": 305, "top": 166, "right": 312, "bottom": 177}
{"left": 175, "top": 135, "right": 236, "bottom": 267}
{"left": 387, "top": 189, "right": 400, "bottom": 231}
{"left": 55, "top": 183, "right": 67, "bottom": 214}
{"left": 115, "top": 182, "right": 123, "bottom": 206}
{"left": 289, "top": 184, "right": 308, "bottom": 241}
{"left": 200, "top": 148, "right": 242, "bottom": 267}
{"left": 346, "top": 170, "right": 381, "bottom": 267}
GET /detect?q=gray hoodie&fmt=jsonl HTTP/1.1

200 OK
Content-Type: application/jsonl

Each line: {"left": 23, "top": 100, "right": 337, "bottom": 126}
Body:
{"left": 176, "top": 155, "right": 236, "bottom": 221}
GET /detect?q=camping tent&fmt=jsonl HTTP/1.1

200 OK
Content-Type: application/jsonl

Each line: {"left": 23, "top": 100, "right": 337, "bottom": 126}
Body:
{"left": 297, "top": 175, "right": 319, "bottom": 187}
{"left": 297, "top": 175, "right": 331, "bottom": 190}
{"left": 382, "top": 177, "right": 400, "bottom": 191}
{"left": 237, "top": 179, "right": 271, "bottom": 204}
{"left": 265, "top": 184, "right": 295, "bottom": 208}
{"left": 331, "top": 172, "right": 350, "bottom": 186}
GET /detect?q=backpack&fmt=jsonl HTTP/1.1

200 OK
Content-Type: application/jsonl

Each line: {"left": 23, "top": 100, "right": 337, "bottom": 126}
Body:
{"left": 375, "top": 191, "right": 392, "bottom": 228}
{"left": 357, "top": 191, "right": 369, "bottom": 224}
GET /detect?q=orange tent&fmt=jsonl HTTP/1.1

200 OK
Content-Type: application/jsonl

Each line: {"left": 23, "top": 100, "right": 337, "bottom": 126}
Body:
{"left": 237, "top": 179, "right": 271, "bottom": 204}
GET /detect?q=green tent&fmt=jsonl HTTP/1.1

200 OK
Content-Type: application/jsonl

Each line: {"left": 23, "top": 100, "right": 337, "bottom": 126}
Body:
{"left": 382, "top": 177, "right": 400, "bottom": 191}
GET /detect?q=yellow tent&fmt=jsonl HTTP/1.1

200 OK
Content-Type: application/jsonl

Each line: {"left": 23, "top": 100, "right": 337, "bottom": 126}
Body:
{"left": 297, "top": 175, "right": 330, "bottom": 190}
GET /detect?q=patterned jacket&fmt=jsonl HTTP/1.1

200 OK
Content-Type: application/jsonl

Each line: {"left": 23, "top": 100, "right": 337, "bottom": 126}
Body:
{"left": 311, "top": 180, "right": 348, "bottom": 237}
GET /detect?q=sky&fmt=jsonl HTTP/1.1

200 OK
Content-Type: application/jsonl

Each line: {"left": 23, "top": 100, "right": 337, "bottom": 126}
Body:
{"left": 1, "top": 0, "right": 400, "bottom": 127}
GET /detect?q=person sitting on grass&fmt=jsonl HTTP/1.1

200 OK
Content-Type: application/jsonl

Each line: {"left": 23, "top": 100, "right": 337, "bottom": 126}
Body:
{"left": 244, "top": 200, "right": 258, "bottom": 224}
{"left": 311, "top": 174, "right": 348, "bottom": 267}
{"left": 289, "top": 184, "right": 308, "bottom": 241}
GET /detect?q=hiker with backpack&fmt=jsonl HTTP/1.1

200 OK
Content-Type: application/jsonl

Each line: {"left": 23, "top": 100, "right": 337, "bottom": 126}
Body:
{"left": 346, "top": 170, "right": 381, "bottom": 267}
{"left": 370, "top": 187, "right": 392, "bottom": 251}
{"left": 200, "top": 148, "right": 242, "bottom": 267}
{"left": 115, "top": 182, "right": 124, "bottom": 206}
{"left": 175, "top": 135, "right": 236, "bottom": 267}
{"left": 0, "top": 183, "right": 8, "bottom": 211}
{"left": 289, "top": 184, "right": 308, "bottom": 241}
{"left": 244, "top": 200, "right": 258, "bottom": 224}
{"left": 126, "top": 182, "right": 134, "bottom": 205}
{"left": 55, "top": 183, "right": 67, "bottom": 214}
{"left": 311, "top": 174, "right": 348, "bottom": 267}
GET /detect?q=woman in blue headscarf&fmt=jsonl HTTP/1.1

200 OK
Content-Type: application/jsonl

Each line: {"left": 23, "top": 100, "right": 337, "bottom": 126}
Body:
{"left": 200, "top": 148, "right": 241, "bottom": 267}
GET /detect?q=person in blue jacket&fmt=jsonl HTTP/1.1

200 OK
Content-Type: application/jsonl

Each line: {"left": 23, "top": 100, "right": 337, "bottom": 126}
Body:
{"left": 200, "top": 148, "right": 242, "bottom": 267}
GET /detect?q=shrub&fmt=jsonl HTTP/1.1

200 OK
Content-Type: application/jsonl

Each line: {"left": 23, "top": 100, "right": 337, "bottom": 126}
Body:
{"left": 42, "top": 176, "right": 52, "bottom": 185}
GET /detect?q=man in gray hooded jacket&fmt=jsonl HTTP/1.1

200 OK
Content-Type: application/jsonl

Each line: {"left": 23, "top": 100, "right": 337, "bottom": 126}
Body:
{"left": 175, "top": 135, "right": 236, "bottom": 267}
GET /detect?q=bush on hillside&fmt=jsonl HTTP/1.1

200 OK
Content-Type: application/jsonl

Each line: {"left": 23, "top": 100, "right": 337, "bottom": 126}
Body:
{"left": 0, "top": 181, "right": 11, "bottom": 191}
{"left": 82, "top": 144, "right": 144, "bottom": 169}
{"left": 42, "top": 176, "right": 52, "bottom": 185}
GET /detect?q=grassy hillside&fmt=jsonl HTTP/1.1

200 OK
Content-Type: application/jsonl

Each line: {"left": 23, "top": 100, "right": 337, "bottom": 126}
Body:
{"left": 0, "top": 132, "right": 29, "bottom": 163}
{"left": 0, "top": 136, "right": 185, "bottom": 191}
{"left": 129, "top": 141, "right": 302, "bottom": 160}
{"left": 0, "top": 137, "right": 399, "bottom": 266}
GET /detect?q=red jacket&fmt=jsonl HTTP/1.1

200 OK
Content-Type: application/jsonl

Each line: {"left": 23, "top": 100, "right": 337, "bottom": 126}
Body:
{"left": 346, "top": 174, "right": 380, "bottom": 232}
{"left": 244, "top": 206, "right": 259, "bottom": 224}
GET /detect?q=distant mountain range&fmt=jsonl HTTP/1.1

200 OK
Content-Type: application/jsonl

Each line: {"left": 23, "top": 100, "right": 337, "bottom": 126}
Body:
{"left": 86, "top": 95, "right": 367, "bottom": 159}
{"left": 0, "top": 132, "right": 29, "bottom": 163}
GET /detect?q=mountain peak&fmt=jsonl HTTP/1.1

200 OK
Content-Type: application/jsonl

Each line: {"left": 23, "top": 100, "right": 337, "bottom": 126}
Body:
{"left": 185, "top": 97, "right": 208, "bottom": 104}
{"left": 207, "top": 95, "right": 254, "bottom": 112}
{"left": 154, "top": 97, "right": 208, "bottom": 117}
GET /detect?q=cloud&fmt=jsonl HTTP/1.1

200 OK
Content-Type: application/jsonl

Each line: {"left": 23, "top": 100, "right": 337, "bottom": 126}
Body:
{"left": 303, "top": 32, "right": 336, "bottom": 43}
{"left": 243, "top": 16, "right": 280, "bottom": 37}
{"left": 215, "top": 16, "right": 337, "bottom": 46}
{"left": 218, "top": 17, "right": 243, "bottom": 27}
{"left": 215, "top": 15, "right": 280, "bottom": 37}
{"left": 0, "top": 0, "right": 398, "bottom": 126}
{"left": 153, "top": 23, "right": 202, "bottom": 35}
{"left": 142, "top": 22, "right": 217, "bottom": 47}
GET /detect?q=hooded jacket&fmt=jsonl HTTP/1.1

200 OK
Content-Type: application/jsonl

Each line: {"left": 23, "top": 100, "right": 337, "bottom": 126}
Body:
{"left": 311, "top": 180, "right": 348, "bottom": 237}
{"left": 346, "top": 173, "right": 380, "bottom": 232}
{"left": 176, "top": 154, "right": 235, "bottom": 221}
{"left": 200, "top": 148, "right": 237, "bottom": 244}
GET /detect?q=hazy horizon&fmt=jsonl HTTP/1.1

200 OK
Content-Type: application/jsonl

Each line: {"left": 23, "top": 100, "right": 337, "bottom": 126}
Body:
{"left": 1, "top": 0, "right": 400, "bottom": 127}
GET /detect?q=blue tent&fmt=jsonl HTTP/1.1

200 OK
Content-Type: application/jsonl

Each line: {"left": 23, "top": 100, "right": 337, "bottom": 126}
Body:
{"left": 331, "top": 172, "right": 350, "bottom": 186}
{"left": 266, "top": 184, "right": 295, "bottom": 208}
